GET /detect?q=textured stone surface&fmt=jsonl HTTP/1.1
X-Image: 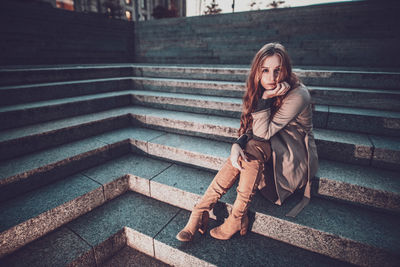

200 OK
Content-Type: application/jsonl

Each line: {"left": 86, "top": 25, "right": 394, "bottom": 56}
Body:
{"left": 82, "top": 153, "right": 172, "bottom": 200}
{"left": 309, "top": 86, "right": 400, "bottom": 111}
{"left": 100, "top": 245, "right": 171, "bottom": 267}
{"left": 0, "top": 92, "right": 131, "bottom": 130}
{"left": 1, "top": 226, "right": 96, "bottom": 267}
{"left": 370, "top": 135, "right": 400, "bottom": 171}
{"left": 147, "top": 133, "right": 229, "bottom": 171}
{"left": 0, "top": 136, "right": 127, "bottom": 202}
{"left": 316, "top": 159, "right": 400, "bottom": 212}
{"left": 125, "top": 227, "right": 155, "bottom": 258}
{"left": 90, "top": 228, "right": 127, "bottom": 265}
{"left": 314, "top": 128, "right": 373, "bottom": 165}
{"left": 127, "top": 157, "right": 400, "bottom": 266}
{"left": 0, "top": 173, "right": 104, "bottom": 257}
{"left": 250, "top": 192, "right": 400, "bottom": 266}
{"left": 327, "top": 106, "right": 400, "bottom": 136}
{"left": 154, "top": 209, "right": 354, "bottom": 267}
{"left": 132, "top": 77, "right": 245, "bottom": 98}
{"left": 0, "top": 106, "right": 132, "bottom": 143}
{"left": 0, "top": 63, "right": 134, "bottom": 86}
{"left": 0, "top": 76, "right": 132, "bottom": 106}
{"left": 66, "top": 192, "right": 180, "bottom": 252}
{"left": 0, "top": 114, "right": 130, "bottom": 161}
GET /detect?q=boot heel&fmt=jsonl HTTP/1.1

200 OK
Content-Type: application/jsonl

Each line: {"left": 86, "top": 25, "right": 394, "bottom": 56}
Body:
{"left": 198, "top": 211, "right": 209, "bottom": 235}
{"left": 239, "top": 226, "right": 247, "bottom": 236}
{"left": 239, "top": 215, "right": 249, "bottom": 236}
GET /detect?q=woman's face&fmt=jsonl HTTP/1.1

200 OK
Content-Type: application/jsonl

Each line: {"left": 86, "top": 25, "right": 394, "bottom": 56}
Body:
{"left": 260, "top": 54, "right": 282, "bottom": 90}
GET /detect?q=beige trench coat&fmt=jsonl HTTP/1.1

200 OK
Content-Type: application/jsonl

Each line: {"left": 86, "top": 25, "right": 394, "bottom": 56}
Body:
{"left": 250, "top": 83, "right": 318, "bottom": 217}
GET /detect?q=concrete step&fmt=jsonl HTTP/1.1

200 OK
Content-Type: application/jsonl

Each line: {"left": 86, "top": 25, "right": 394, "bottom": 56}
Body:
{"left": 1, "top": 81, "right": 399, "bottom": 137}
{"left": 100, "top": 246, "right": 171, "bottom": 267}
{"left": 1, "top": 189, "right": 354, "bottom": 267}
{"left": 2, "top": 64, "right": 399, "bottom": 90}
{"left": 309, "top": 86, "right": 400, "bottom": 112}
{"left": 131, "top": 64, "right": 400, "bottom": 90}
{"left": 1, "top": 104, "right": 399, "bottom": 170}
{"left": 0, "top": 77, "right": 132, "bottom": 106}
{"left": 128, "top": 89, "right": 400, "bottom": 136}
{"left": 0, "top": 91, "right": 131, "bottom": 130}
{"left": 2, "top": 125, "right": 398, "bottom": 214}
{"left": 2, "top": 152, "right": 398, "bottom": 266}
{"left": 131, "top": 77, "right": 400, "bottom": 111}
{"left": 0, "top": 64, "right": 134, "bottom": 86}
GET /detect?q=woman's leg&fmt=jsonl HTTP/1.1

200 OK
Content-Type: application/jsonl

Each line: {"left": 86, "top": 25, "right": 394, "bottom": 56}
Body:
{"left": 176, "top": 157, "right": 240, "bottom": 241}
{"left": 210, "top": 139, "right": 271, "bottom": 240}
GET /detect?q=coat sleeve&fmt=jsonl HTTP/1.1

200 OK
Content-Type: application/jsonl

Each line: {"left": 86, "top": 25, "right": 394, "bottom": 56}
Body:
{"left": 251, "top": 87, "right": 310, "bottom": 141}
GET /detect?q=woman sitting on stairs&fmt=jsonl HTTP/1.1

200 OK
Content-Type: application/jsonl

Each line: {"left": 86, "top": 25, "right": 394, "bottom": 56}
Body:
{"left": 176, "top": 42, "right": 319, "bottom": 242}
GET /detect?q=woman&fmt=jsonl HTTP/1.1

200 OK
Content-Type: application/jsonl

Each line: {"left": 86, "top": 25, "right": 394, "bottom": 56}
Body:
{"left": 176, "top": 42, "right": 318, "bottom": 242}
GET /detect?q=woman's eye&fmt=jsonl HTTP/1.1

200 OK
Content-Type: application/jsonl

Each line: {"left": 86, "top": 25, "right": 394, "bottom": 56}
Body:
{"left": 263, "top": 69, "right": 268, "bottom": 73}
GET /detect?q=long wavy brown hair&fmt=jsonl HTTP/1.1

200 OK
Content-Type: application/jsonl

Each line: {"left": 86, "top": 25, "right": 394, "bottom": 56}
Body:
{"left": 238, "top": 42, "right": 301, "bottom": 136}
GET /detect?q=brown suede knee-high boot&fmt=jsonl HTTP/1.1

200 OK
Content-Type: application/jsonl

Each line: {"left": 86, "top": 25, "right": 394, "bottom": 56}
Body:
{"left": 176, "top": 158, "right": 240, "bottom": 242}
{"left": 210, "top": 150, "right": 265, "bottom": 240}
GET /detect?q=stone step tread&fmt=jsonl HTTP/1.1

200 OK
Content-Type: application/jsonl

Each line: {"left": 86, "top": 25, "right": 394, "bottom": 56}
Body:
{"left": 2, "top": 75, "right": 398, "bottom": 98}
{"left": 0, "top": 127, "right": 165, "bottom": 182}
{"left": 309, "top": 85, "right": 400, "bottom": 94}
{"left": 1, "top": 190, "right": 353, "bottom": 267}
{"left": 1, "top": 103, "right": 399, "bottom": 154}
{"left": 0, "top": 90, "right": 131, "bottom": 113}
{"left": 0, "top": 172, "right": 102, "bottom": 232}
{"left": 1, "top": 85, "right": 399, "bottom": 123}
{"left": 1, "top": 148, "right": 397, "bottom": 264}
{"left": 130, "top": 89, "right": 242, "bottom": 103}
{"left": 1, "top": 63, "right": 399, "bottom": 74}
{"left": 67, "top": 191, "right": 368, "bottom": 266}
{"left": 146, "top": 159, "right": 400, "bottom": 254}
{"left": 0, "top": 76, "right": 131, "bottom": 90}
{"left": 2, "top": 126, "right": 398, "bottom": 210}
{"left": 130, "top": 89, "right": 400, "bottom": 119}
{"left": 99, "top": 246, "right": 171, "bottom": 267}
{"left": 76, "top": 153, "right": 400, "bottom": 256}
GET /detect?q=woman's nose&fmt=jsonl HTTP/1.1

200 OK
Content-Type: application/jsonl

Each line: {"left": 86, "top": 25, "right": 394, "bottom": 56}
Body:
{"left": 267, "top": 72, "right": 275, "bottom": 82}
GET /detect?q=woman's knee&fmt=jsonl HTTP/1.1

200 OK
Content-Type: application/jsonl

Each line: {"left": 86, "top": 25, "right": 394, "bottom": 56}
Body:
{"left": 244, "top": 139, "right": 271, "bottom": 161}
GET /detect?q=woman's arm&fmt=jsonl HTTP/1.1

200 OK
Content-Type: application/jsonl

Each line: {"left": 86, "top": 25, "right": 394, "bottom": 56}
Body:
{"left": 252, "top": 86, "right": 310, "bottom": 141}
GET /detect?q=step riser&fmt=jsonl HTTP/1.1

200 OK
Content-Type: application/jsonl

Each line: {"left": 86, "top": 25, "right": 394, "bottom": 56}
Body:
{"left": 136, "top": 174, "right": 396, "bottom": 267}
{"left": 2, "top": 112, "right": 397, "bottom": 181}
{"left": 0, "top": 115, "right": 130, "bottom": 161}
{"left": 1, "top": 148, "right": 397, "bottom": 266}
{"left": 141, "top": 142, "right": 399, "bottom": 214}
{"left": 0, "top": 95, "right": 130, "bottom": 130}
{"left": 0, "top": 142, "right": 130, "bottom": 203}
{"left": 313, "top": 178, "right": 400, "bottom": 214}
{"left": 136, "top": 116, "right": 399, "bottom": 170}
{"left": 131, "top": 95, "right": 242, "bottom": 118}
{"left": 2, "top": 94, "right": 399, "bottom": 138}
{"left": 132, "top": 67, "right": 400, "bottom": 90}
{"left": 310, "top": 89, "right": 400, "bottom": 112}
{"left": 0, "top": 186, "right": 105, "bottom": 258}
{"left": 132, "top": 78, "right": 400, "bottom": 111}
{"left": 131, "top": 79, "right": 245, "bottom": 98}
{"left": 0, "top": 67, "right": 133, "bottom": 86}
{"left": 2, "top": 66, "right": 399, "bottom": 90}
{"left": 326, "top": 112, "right": 400, "bottom": 137}
{"left": 131, "top": 96, "right": 400, "bottom": 137}
{"left": 0, "top": 78, "right": 132, "bottom": 106}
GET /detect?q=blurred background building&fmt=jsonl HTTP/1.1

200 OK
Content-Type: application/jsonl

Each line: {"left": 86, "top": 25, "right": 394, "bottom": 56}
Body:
{"left": 40, "top": 0, "right": 186, "bottom": 21}
{"left": 39, "top": 0, "right": 358, "bottom": 21}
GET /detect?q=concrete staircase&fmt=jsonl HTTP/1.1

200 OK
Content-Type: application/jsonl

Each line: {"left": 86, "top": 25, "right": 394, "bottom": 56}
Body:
{"left": 0, "top": 64, "right": 399, "bottom": 267}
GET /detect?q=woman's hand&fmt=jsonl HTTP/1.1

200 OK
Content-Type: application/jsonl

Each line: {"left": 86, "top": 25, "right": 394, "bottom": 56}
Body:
{"left": 230, "top": 143, "right": 248, "bottom": 171}
{"left": 262, "top": 81, "right": 291, "bottom": 99}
